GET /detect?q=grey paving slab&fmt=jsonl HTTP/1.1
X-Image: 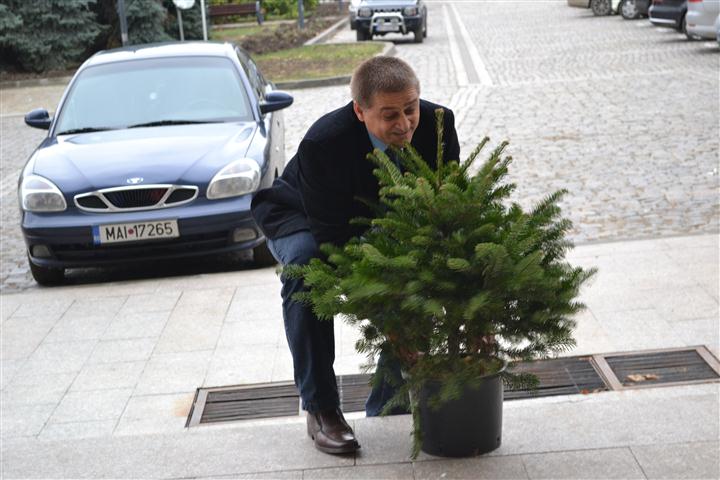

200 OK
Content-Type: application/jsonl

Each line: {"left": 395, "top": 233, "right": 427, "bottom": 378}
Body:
{"left": 1, "top": 423, "right": 354, "bottom": 478}
{"left": 134, "top": 350, "right": 213, "bottom": 395}
{"left": 102, "top": 310, "right": 171, "bottom": 340}
{"left": 1, "top": 372, "right": 75, "bottom": 406}
{"left": 216, "top": 319, "right": 282, "bottom": 348}
{"left": 63, "top": 296, "right": 127, "bottom": 318}
{"left": 521, "top": 447, "right": 645, "bottom": 479}
{"left": 353, "top": 415, "right": 418, "bottom": 465}
{"left": 173, "top": 287, "right": 235, "bottom": 317}
{"left": 226, "top": 283, "right": 284, "bottom": 323}
{"left": 0, "top": 295, "right": 22, "bottom": 321}
{"left": 203, "top": 471, "right": 303, "bottom": 480}
{"left": 304, "top": 462, "right": 415, "bottom": 479}
{"left": 155, "top": 313, "right": 224, "bottom": 353}
{"left": 0, "top": 403, "right": 57, "bottom": 438}
{"left": 47, "top": 388, "right": 133, "bottom": 424}
{"left": 588, "top": 308, "right": 684, "bottom": 353}
{"left": 0, "top": 358, "right": 25, "bottom": 390}
{"left": 414, "top": 455, "right": 529, "bottom": 479}
{"left": 204, "top": 346, "right": 276, "bottom": 387}
{"left": 0, "top": 316, "right": 54, "bottom": 360}
{"left": 631, "top": 441, "right": 720, "bottom": 480}
{"left": 642, "top": 286, "right": 719, "bottom": 322}
{"left": 43, "top": 314, "right": 115, "bottom": 342}
{"left": 113, "top": 392, "right": 194, "bottom": 436}
{"left": 87, "top": 337, "right": 157, "bottom": 364}
{"left": 38, "top": 420, "right": 117, "bottom": 441}
{"left": 496, "top": 385, "right": 719, "bottom": 456}
{"left": 69, "top": 360, "right": 146, "bottom": 391}
{"left": 10, "top": 298, "right": 73, "bottom": 318}
{"left": 18, "top": 340, "right": 96, "bottom": 375}
{"left": 119, "top": 291, "right": 182, "bottom": 315}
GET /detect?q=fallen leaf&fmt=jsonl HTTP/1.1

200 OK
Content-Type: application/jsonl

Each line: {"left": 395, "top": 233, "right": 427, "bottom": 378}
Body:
{"left": 626, "top": 373, "right": 660, "bottom": 383}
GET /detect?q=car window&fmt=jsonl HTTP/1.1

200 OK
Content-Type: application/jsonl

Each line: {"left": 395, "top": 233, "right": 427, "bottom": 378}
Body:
{"left": 235, "top": 48, "right": 266, "bottom": 100}
{"left": 55, "top": 56, "right": 253, "bottom": 133}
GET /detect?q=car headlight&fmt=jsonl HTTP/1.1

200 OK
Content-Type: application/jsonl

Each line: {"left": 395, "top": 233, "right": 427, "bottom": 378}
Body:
{"left": 206, "top": 158, "right": 261, "bottom": 200}
{"left": 403, "top": 6, "right": 418, "bottom": 16}
{"left": 358, "top": 7, "right": 372, "bottom": 17}
{"left": 19, "top": 175, "right": 67, "bottom": 212}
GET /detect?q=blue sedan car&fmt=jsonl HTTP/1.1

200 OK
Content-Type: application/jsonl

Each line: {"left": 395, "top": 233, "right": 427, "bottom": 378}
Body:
{"left": 20, "top": 42, "right": 293, "bottom": 285}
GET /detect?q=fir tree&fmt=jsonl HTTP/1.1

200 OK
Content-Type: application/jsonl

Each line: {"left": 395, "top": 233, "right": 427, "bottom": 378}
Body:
{"left": 0, "top": 0, "right": 102, "bottom": 73}
{"left": 286, "top": 109, "right": 596, "bottom": 458}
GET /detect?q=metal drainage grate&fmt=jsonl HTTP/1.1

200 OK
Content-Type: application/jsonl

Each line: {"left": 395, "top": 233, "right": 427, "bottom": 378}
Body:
{"left": 186, "top": 381, "right": 299, "bottom": 427}
{"left": 592, "top": 345, "right": 720, "bottom": 390}
{"left": 186, "top": 346, "right": 720, "bottom": 427}
{"left": 339, "top": 373, "right": 373, "bottom": 413}
{"left": 505, "top": 356, "right": 607, "bottom": 400}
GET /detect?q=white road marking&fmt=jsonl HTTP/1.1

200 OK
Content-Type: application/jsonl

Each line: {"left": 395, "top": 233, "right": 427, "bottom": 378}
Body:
{"left": 443, "top": 3, "right": 470, "bottom": 86}
{"left": 449, "top": 2, "right": 494, "bottom": 86}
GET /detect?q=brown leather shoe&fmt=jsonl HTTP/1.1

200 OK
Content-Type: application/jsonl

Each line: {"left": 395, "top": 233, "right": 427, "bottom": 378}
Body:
{"left": 306, "top": 408, "right": 360, "bottom": 454}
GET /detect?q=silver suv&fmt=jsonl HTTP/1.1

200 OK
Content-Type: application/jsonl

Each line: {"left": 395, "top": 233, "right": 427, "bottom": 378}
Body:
{"left": 349, "top": 0, "right": 427, "bottom": 43}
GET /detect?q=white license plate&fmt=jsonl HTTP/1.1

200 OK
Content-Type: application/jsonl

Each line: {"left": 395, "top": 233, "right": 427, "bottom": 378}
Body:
{"left": 377, "top": 22, "right": 399, "bottom": 32}
{"left": 92, "top": 220, "right": 179, "bottom": 245}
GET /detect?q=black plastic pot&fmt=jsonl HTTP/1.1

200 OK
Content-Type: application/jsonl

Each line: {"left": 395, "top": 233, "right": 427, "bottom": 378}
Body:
{"left": 418, "top": 363, "right": 506, "bottom": 457}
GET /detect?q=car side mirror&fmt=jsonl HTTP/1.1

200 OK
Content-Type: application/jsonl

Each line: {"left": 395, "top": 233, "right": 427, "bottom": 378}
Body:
{"left": 25, "top": 108, "right": 52, "bottom": 130}
{"left": 259, "top": 91, "right": 293, "bottom": 114}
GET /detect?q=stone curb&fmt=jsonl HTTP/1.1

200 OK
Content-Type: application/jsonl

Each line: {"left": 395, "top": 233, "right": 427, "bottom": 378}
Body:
{"left": 274, "top": 41, "right": 395, "bottom": 90}
{"left": 304, "top": 16, "right": 348, "bottom": 46}
{"left": 1, "top": 75, "right": 73, "bottom": 89}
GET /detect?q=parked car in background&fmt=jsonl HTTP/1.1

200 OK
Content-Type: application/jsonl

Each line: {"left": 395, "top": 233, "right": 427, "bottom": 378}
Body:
{"left": 350, "top": 0, "right": 427, "bottom": 42}
{"left": 685, "top": 0, "right": 720, "bottom": 39}
{"left": 567, "top": 0, "right": 622, "bottom": 15}
{"left": 619, "top": 0, "right": 651, "bottom": 19}
{"left": 20, "top": 42, "right": 293, "bottom": 285}
{"left": 649, "top": 0, "right": 689, "bottom": 32}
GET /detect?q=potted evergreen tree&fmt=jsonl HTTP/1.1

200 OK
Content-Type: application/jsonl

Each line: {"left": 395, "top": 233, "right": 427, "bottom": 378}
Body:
{"left": 286, "top": 110, "right": 596, "bottom": 458}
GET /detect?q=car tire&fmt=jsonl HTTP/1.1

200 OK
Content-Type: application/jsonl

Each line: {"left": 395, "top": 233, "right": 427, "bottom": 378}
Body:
{"left": 28, "top": 256, "right": 65, "bottom": 286}
{"left": 680, "top": 15, "right": 690, "bottom": 35}
{"left": 423, "top": 17, "right": 428, "bottom": 38}
{"left": 591, "top": 0, "right": 612, "bottom": 16}
{"left": 356, "top": 29, "right": 370, "bottom": 41}
{"left": 252, "top": 240, "right": 277, "bottom": 267}
{"left": 620, "top": 0, "right": 641, "bottom": 19}
{"left": 413, "top": 26, "right": 424, "bottom": 43}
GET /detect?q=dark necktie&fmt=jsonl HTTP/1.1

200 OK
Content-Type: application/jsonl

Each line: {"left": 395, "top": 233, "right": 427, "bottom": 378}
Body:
{"left": 385, "top": 148, "right": 402, "bottom": 171}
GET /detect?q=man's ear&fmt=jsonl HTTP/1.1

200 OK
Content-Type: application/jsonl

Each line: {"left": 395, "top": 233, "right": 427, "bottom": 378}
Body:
{"left": 353, "top": 101, "right": 365, "bottom": 123}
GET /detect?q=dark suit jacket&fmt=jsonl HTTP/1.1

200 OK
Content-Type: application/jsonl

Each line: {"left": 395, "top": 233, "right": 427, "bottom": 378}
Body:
{"left": 251, "top": 99, "right": 460, "bottom": 247}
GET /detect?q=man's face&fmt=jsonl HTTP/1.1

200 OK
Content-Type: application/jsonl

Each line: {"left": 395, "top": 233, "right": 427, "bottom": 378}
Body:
{"left": 353, "top": 88, "right": 420, "bottom": 147}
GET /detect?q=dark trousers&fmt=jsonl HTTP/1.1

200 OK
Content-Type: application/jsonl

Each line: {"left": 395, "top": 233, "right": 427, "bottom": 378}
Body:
{"left": 267, "top": 230, "right": 406, "bottom": 415}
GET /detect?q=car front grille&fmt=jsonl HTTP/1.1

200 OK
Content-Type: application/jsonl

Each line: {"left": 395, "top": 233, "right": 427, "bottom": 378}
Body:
{"left": 372, "top": 7, "right": 402, "bottom": 13}
{"left": 75, "top": 185, "right": 198, "bottom": 212}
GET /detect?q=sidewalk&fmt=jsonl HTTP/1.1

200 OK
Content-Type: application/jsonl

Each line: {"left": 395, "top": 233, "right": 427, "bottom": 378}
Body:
{"left": 1, "top": 233, "right": 718, "bottom": 478}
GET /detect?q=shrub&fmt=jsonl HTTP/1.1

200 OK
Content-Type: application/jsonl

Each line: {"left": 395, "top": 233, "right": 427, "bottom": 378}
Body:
{"left": 0, "top": 0, "right": 102, "bottom": 73}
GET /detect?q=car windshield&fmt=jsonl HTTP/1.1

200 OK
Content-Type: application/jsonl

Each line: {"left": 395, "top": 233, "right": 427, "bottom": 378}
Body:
{"left": 54, "top": 56, "right": 253, "bottom": 134}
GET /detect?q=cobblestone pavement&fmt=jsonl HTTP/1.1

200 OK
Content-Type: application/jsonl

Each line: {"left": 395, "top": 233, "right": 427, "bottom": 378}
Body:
{"left": 1, "top": 0, "right": 718, "bottom": 292}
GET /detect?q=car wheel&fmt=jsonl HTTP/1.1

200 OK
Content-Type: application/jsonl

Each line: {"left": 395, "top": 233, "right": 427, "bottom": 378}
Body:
{"left": 28, "top": 256, "right": 65, "bottom": 286}
{"left": 423, "top": 17, "right": 428, "bottom": 38}
{"left": 413, "top": 25, "right": 424, "bottom": 43}
{"left": 620, "top": 0, "right": 640, "bottom": 19}
{"left": 680, "top": 15, "right": 690, "bottom": 35}
{"left": 252, "top": 240, "right": 277, "bottom": 267}
{"left": 591, "top": 0, "right": 612, "bottom": 16}
{"left": 356, "top": 29, "right": 370, "bottom": 41}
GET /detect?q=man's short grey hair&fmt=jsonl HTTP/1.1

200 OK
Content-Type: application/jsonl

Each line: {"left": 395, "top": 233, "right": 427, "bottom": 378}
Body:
{"left": 350, "top": 56, "right": 420, "bottom": 108}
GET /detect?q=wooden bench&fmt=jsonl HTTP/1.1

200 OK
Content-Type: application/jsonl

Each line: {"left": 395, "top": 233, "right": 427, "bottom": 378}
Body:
{"left": 209, "top": 3, "right": 263, "bottom": 24}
